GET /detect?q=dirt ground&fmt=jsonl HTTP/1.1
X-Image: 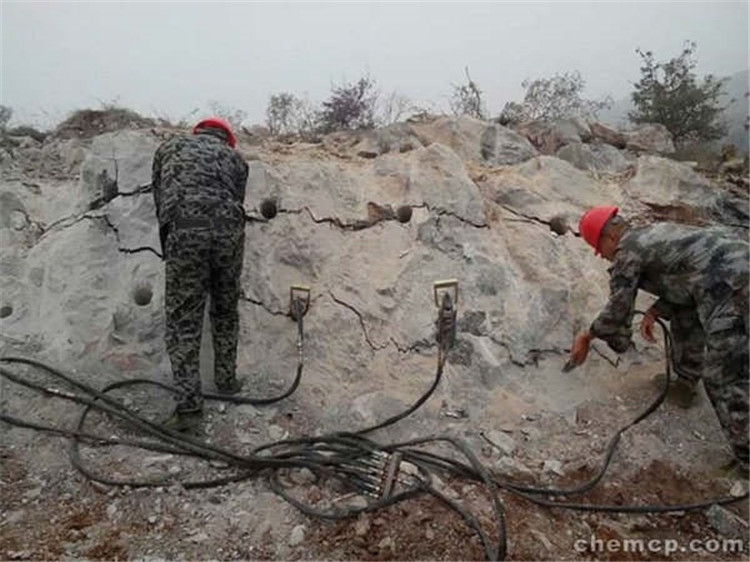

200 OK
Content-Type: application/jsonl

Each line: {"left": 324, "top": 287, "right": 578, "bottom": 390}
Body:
{"left": 1, "top": 355, "right": 748, "bottom": 561}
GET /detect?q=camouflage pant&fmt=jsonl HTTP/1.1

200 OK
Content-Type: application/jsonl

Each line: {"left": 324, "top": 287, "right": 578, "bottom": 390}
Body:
{"left": 666, "top": 307, "right": 705, "bottom": 384}
{"left": 702, "top": 288, "right": 749, "bottom": 467}
{"left": 164, "top": 224, "right": 245, "bottom": 412}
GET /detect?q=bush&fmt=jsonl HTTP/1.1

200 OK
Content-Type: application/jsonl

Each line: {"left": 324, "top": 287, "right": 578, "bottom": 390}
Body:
{"left": 6, "top": 125, "right": 47, "bottom": 143}
{"left": 265, "top": 92, "right": 320, "bottom": 140}
{"left": 54, "top": 107, "right": 155, "bottom": 139}
{"left": 449, "top": 67, "right": 486, "bottom": 120}
{"left": 376, "top": 91, "right": 415, "bottom": 126}
{"left": 318, "top": 75, "right": 378, "bottom": 133}
{"left": 498, "top": 71, "right": 611, "bottom": 124}
{"left": 0, "top": 105, "right": 12, "bottom": 131}
{"left": 150, "top": 107, "right": 200, "bottom": 129}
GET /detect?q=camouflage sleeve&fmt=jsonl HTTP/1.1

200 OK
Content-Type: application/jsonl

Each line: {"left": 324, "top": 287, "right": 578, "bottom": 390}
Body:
{"left": 151, "top": 145, "right": 168, "bottom": 258}
{"left": 235, "top": 154, "right": 249, "bottom": 202}
{"left": 590, "top": 250, "right": 641, "bottom": 353}
{"left": 151, "top": 146, "right": 163, "bottom": 222}
{"left": 652, "top": 299, "right": 674, "bottom": 320}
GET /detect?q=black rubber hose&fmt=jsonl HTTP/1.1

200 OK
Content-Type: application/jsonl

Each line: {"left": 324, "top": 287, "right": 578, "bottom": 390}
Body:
{"left": 203, "top": 297, "right": 305, "bottom": 405}
{"left": 1, "top": 302, "right": 746, "bottom": 562}
{"left": 354, "top": 348, "right": 447, "bottom": 436}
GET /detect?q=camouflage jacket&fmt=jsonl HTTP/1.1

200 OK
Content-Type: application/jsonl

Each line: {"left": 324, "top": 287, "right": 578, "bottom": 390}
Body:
{"left": 151, "top": 131, "right": 249, "bottom": 233}
{"left": 590, "top": 223, "right": 750, "bottom": 352}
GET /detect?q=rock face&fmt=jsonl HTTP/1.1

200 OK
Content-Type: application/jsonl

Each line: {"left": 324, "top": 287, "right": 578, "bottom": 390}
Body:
{"left": 589, "top": 122, "right": 626, "bottom": 148}
{"left": 556, "top": 142, "right": 634, "bottom": 174}
{"left": 480, "top": 124, "right": 538, "bottom": 165}
{"left": 623, "top": 154, "right": 749, "bottom": 229}
{"left": 514, "top": 118, "right": 591, "bottom": 155}
{"left": 623, "top": 123, "right": 675, "bottom": 154}
{"left": 1, "top": 115, "right": 746, "bottom": 442}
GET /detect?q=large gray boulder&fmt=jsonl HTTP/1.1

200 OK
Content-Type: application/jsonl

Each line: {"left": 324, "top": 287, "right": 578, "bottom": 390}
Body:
{"left": 79, "top": 130, "right": 160, "bottom": 208}
{"left": 514, "top": 118, "right": 591, "bottom": 155}
{"left": 408, "top": 115, "right": 488, "bottom": 162}
{"left": 248, "top": 142, "right": 486, "bottom": 228}
{"left": 589, "top": 122, "right": 626, "bottom": 149}
{"left": 482, "top": 156, "right": 625, "bottom": 225}
{"left": 623, "top": 123, "right": 675, "bottom": 154}
{"left": 409, "top": 115, "right": 537, "bottom": 166}
{"left": 556, "top": 142, "right": 634, "bottom": 174}
{"left": 480, "top": 124, "right": 538, "bottom": 165}
{"left": 352, "top": 122, "right": 425, "bottom": 158}
{"left": 624, "top": 154, "right": 748, "bottom": 230}
{"left": 625, "top": 155, "right": 720, "bottom": 208}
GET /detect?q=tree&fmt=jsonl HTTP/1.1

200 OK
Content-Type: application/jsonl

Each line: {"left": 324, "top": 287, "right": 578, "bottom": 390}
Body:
{"left": 449, "top": 67, "right": 486, "bottom": 120}
{"left": 628, "top": 41, "right": 730, "bottom": 146}
{"left": 376, "top": 91, "right": 414, "bottom": 126}
{"left": 498, "top": 71, "right": 611, "bottom": 124}
{"left": 266, "top": 92, "right": 300, "bottom": 136}
{"left": 265, "top": 92, "right": 320, "bottom": 139}
{"left": 318, "top": 76, "right": 378, "bottom": 133}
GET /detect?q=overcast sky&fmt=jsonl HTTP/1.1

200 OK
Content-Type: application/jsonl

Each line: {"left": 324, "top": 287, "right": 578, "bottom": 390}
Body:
{"left": 2, "top": 1, "right": 748, "bottom": 128}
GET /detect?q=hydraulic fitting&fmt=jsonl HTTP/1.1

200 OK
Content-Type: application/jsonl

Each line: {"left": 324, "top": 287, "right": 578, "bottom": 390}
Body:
{"left": 289, "top": 285, "right": 311, "bottom": 320}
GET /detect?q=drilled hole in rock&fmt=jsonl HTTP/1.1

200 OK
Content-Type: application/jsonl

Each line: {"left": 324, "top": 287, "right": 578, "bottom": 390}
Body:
{"left": 396, "top": 205, "right": 413, "bottom": 223}
{"left": 133, "top": 284, "right": 153, "bottom": 306}
{"left": 549, "top": 215, "right": 569, "bottom": 236}
{"left": 260, "top": 198, "right": 278, "bottom": 220}
{"left": 0, "top": 305, "right": 12, "bottom": 319}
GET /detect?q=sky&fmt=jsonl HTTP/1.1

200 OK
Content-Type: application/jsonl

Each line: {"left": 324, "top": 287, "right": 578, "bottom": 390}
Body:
{"left": 1, "top": 1, "right": 748, "bottom": 128}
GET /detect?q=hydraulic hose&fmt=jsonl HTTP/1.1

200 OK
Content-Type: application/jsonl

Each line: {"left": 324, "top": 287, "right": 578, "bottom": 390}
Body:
{"left": 1, "top": 303, "right": 747, "bottom": 562}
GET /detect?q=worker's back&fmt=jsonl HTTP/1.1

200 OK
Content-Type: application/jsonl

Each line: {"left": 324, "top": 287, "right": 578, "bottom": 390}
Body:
{"left": 152, "top": 132, "right": 248, "bottom": 227}
{"left": 620, "top": 222, "right": 749, "bottom": 317}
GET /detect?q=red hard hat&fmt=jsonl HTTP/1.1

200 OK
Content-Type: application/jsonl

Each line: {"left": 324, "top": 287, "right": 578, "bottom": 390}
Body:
{"left": 193, "top": 117, "right": 237, "bottom": 148}
{"left": 579, "top": 206, "right": 619, "bottom": 255}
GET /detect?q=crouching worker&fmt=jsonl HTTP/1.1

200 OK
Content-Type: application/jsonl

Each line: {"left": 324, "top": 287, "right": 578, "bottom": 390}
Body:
{"left": 568, "top": 206, "right": 749, "bottom": 475}
{"left": 151, "top": 117, "right": 249, "bottom": 431}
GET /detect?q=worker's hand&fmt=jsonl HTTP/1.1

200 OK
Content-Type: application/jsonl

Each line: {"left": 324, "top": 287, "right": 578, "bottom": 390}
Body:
{"left": 569, "top": 330, "right": 592, "bottom": 368}
{"left": 640, "top": 307, "right": 658, "bottom": 344}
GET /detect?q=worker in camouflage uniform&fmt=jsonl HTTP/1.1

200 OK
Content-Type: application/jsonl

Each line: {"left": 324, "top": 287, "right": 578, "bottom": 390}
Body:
{"left": 151, "top": 117, "right": 249, "bottom": 431}
{"left": 568, "top": 206, "right": 749, "bottom": 474}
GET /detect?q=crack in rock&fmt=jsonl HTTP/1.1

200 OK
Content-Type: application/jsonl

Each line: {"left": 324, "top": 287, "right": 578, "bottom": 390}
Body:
{"left": 497, "top": 204, "right": 578, "bottom": 237}
{"left": 255, "top": 203, "right": 487, "bottom": 232}
{"left": 328, "top": 291, "right": 389, "bottom": 351}
{"left": 96, "top": 214, "right": 161, "bottom": 258}
{"left": 389, "top": 337, "right": 436, "bottom": 355}
{"left": 413, "top": 203, "right": 488, "bottom": 229}
{"left": 119, "top": 183, "right": 153, "bottom": 197}
{"left": 239, "top": 294, "right": 289, "bottom": 317}
{"left": 39, "top": 182, "right": 153, "bottom": 240}
{"left": 39, "top": 211, "right": 98, "bottom": 241}
{"left": 57, "top": 213, "right": 163, "bottom": 259}
{"left": 118, "top": 246, "right": 162, "bottom": 259}
{"left": 10, "top": 207, "right": 44, "bottom": 233}
{"left": 484, "top": 334, "right": 566, "bottom": 368}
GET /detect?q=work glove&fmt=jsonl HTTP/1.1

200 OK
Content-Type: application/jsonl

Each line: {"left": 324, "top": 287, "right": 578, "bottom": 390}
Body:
{"left": 640, "top": 307, "right": 658, "bottom": 343}
{"left": 568, "top": 330, "right": 592, "bottom": 368}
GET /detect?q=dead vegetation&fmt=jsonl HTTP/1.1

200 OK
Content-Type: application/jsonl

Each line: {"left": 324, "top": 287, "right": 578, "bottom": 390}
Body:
{"left": 53, "top": 107, "right": 155, "bottom": 140}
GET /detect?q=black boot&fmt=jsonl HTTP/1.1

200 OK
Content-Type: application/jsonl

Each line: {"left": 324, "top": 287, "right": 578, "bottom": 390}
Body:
{"left": 163, "top": 407, "right": 203, "bottom": 432}
{"left": 216, "top": 378, "right": 244, "bottom": 396}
